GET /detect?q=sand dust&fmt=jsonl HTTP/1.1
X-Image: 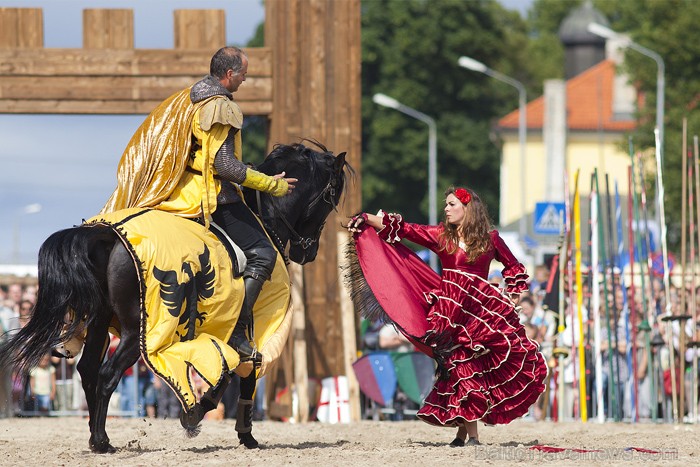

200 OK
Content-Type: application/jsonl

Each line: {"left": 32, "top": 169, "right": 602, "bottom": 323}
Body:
{"left": 0, "top": 416, "right": 694, "bottom": 466}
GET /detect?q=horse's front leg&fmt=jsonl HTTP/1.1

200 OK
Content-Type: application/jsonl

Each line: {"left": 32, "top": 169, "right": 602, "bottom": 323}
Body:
{"left": 236, "top": 372, "right": 260, "bottom": 449}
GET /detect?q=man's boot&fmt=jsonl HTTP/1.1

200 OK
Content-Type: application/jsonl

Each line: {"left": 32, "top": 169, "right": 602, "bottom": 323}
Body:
{"left": 229, "top": 274, "right": 265, "bottom": 361}
{"left": 235, "top": 399, "right": 259, "bottom": 449}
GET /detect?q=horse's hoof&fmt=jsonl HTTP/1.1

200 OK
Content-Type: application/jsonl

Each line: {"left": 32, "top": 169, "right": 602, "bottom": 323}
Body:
{"left": 180, "top": 405, "right": 204, "bottom": 438}
{"left": 238, "top": 431, "right": 260, "bottom": 449}
{"left": 89, "top": 439, "right": 117, "bottom": 454}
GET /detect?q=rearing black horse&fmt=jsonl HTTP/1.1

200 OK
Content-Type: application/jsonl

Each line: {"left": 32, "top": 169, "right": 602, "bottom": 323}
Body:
{"left": 0, "top": 142, "right": 351, "bottom": 453}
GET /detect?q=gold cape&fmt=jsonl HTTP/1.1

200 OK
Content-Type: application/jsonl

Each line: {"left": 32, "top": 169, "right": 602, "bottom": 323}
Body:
{"left": 101, "top": 88, "right": 199, "bottom": 215}
{"left": 100, "top": 85, "right": 243, "bottom": 219}
{"left": 87, "top": 209, "right": 291, "bottom": 412}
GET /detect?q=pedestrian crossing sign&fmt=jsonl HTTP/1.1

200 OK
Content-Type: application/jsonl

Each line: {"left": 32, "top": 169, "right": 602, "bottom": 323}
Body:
{"left": 534, "top": 202, "right": 565, "bottom": 235}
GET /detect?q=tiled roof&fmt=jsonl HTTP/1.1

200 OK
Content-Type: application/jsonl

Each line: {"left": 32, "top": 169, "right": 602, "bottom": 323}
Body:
{"left": 498, "top": 59, "right": 636, "bottom": 132}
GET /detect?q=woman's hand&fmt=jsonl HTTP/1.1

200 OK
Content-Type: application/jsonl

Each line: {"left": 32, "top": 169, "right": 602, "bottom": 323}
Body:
{"left": 347, "top": 213, "right": 368, "bottom": 233}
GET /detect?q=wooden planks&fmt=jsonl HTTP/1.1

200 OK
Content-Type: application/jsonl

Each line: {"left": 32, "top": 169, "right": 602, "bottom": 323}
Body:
{"left": 0, "top": 8, "right": 271, "bottom": 115}
{"left": 83, "top": 9, "right": 134, "bottom": 49}
{"left": 0, "top": 48, "right": 273, "bottom": 114}
{"left": 174, "top": 9, "right": 225, "bottom": 50}
{"left": 0, "top": 48, "right": 271, "bottom": 76}
{"left": 0, "top": 8, "right": 43, "bottom": 48}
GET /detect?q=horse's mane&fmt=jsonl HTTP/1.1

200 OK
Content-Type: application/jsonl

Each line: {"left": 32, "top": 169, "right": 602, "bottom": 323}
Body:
{"left": 256, "top": 139, "right": 353, "bottom": 208}
{"left": 258, "top": 139, "right": 329, "bottom": 175}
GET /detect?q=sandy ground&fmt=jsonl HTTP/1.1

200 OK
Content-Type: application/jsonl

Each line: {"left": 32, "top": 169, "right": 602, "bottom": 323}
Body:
{"left": 0, "top": 416, "right": 696, "bottom": 466}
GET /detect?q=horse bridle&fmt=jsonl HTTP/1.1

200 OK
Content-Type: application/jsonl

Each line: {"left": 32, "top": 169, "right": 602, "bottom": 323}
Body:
{"left": 256, "top": 172, "right": 340, "bottom": 263}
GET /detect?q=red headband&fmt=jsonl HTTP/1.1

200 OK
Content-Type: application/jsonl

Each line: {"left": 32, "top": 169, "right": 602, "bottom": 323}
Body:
{"left": 454, "top": 188, "right": 471, "bottom": 205}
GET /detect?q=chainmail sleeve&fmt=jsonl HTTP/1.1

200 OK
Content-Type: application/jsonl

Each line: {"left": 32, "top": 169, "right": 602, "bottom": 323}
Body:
{"left": 214, "top": 127, "right": 247, "bottom": 204}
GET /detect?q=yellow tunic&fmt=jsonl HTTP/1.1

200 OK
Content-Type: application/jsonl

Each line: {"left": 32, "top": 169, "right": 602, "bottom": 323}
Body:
{"left": 101, "top": 88, "right": 242, "bottom": 224}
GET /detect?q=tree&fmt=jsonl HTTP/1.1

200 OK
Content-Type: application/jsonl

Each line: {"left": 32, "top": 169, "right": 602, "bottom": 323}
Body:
{"left": 361, "top": 0, "right": 530, "bottom": 224}
{"left": 595, "top": 0, "right": 700, "bottom": 247}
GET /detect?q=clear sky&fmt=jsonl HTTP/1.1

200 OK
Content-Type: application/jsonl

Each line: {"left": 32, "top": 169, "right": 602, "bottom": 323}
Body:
{"left": 0, "top": 0, "right": 531, "bottom": 266}
{"left": 0, "top": 0, "right": 265, "bottom": 265}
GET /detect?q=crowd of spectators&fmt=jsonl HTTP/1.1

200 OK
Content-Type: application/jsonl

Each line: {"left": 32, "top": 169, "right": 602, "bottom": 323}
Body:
{"left": 4, "top": 256, "right": 700, "bottom": 424}
{"left": 1, "top": 281, "right": 256, "bottom": 421}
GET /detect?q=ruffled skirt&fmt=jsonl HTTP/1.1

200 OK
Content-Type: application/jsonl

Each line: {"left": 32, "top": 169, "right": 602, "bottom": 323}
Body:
{"left": 417, "top": 269, "right": 547, "bottom": 426}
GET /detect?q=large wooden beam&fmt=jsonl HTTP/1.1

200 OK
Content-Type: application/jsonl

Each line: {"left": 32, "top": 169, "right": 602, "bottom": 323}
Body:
{"left": 0, "top": 48, "right": 272, "bottom": 114}
{"left": 266, "top": 0, "right": 362, "bottom": 384}
{"left": 0, "top": 8, "right": 272, "bottom": 115}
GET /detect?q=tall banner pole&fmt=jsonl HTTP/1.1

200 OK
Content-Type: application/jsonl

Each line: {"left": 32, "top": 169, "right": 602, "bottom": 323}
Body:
{"left": 686, "top": 134, "right": 697, "bottom": 424}
{"left": 573, "top": 170, "right": 587, "bottom": 421}
{"left": 557, "top": 209, "right": 569, "bottom": 422}
{"left": 626, "top": 168, "right": 640, "bottom": 421}
{"left": 679, "top": 118, "right": 689, "bottom": 421}
{"left": 595, "top": 169, "right": 616, "bottom": 420}
{"left": 637, "top": 151, "right": 660, "bottom": 420}
{"left": 605, "top": 174, "right": 623, "bottom": 421}
{"left": 655, "top": 127, "right": 678, "bottom": 422}
{"left": 591, "top": 173, "right": 604, "bottom": 422}
{"left": 616, "top": 179, "right": 636, "bottom": 421}
{"left": 564, "top": 171, "right": 579, "bottom": 419}
{"left": 693, "top": 134, "right": 700, "bottom": 423}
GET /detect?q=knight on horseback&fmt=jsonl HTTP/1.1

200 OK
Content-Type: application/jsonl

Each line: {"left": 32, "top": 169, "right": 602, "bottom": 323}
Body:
{"left": 100, "top": 46, "right": 297, "bottom": 448}
{"left": 103, "top": 46, "right": 296, "bottom": 364}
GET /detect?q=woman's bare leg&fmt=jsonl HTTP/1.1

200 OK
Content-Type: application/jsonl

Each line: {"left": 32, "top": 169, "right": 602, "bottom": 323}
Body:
{"left": 465, "top": 421, "right": 478, "bottom": 440}
{"left": 456, "top": 425, "right": 467, "bottom": 441}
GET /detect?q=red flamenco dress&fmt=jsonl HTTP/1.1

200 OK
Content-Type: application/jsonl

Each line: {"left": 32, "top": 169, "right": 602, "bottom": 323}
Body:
{"left": 346, "top": 212, "right": 548, "bottom": 427}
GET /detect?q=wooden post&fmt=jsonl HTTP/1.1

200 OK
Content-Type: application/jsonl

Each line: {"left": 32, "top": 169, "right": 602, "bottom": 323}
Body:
{"left": 0, "top": 8, "right": 43, "bottom": 48}
{"left": 83, "top": 9, "right": 133, "bottom": 49}
{"left": 290, "top": 263, "right": 310, "bottom": 422}
{"left": 266, "top": 0, "right": 361, "bottom": 380}
{"left": 338, "top": 231, "right": 361, "bottom": 421}
{"left": 174, "top": 9, "right": 225, "bottom": 50}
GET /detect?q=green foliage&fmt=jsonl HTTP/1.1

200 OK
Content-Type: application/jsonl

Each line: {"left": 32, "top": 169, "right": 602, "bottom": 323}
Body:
{"left": 361, "top": 0, "right": 529, "bottom": 224}
{"left": 592, "top": 0, "right": 700, "bottom": 249}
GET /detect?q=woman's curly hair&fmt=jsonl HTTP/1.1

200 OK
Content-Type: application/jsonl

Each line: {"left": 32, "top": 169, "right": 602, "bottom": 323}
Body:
{"left": 439, "top": 186, "right": 493, "bottom": 262}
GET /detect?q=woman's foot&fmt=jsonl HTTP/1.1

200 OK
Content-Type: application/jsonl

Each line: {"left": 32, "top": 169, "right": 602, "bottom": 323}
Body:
{"left": 450, "top": 424, "right": 467, "bottom": 447}
{"left": 466, "top": 437, "right": 481, "bottom": 446}
{"left": 449, "top": 437, "right": 465, "bottom": 447}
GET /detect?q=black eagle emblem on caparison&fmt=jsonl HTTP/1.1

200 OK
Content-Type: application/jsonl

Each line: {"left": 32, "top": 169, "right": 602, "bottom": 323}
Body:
{"left": 153, "top": 244, "right": 216, "bottom": 341}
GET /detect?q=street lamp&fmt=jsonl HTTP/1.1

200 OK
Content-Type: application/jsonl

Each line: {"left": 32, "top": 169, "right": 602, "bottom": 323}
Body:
{"left": 372, "top": 93, "right": 438, "bottom": 271}
{"left": 587, "top": 22, "right": 665, "bottom": 162}
{"left": 458, "top": 56, "right": 527, "bottom": 241}
{"left": 13, "top": 203, "right": 42, "bottom": 264}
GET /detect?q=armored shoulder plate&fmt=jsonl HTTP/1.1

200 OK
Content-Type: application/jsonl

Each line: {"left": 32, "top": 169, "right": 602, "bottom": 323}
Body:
{"left": 199, "top": 98, "right": 243, "bottom": 131}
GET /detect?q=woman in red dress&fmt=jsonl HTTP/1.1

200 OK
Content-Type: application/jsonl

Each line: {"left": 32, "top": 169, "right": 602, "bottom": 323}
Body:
{"left": 346, "top": 187, "right": 547, "bottom": 446}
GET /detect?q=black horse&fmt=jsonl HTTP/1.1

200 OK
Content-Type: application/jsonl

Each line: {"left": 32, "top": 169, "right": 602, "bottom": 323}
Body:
{"left": 0, "top": 142, "right": 351, "bottom": 453}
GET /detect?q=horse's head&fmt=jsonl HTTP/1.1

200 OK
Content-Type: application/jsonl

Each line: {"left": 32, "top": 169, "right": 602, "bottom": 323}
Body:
{"left": 244, "top": 141, "right": 351, "bottom": 264}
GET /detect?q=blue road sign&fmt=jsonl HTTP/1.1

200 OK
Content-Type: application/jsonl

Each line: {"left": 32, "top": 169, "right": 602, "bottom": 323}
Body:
{"left": 534, "top": 202, "right": 566, "bottom": 235}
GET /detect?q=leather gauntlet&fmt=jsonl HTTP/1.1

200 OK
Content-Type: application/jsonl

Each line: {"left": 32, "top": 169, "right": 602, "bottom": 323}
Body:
{"left": 241, "top": 168, "right": 289, "bottom": 196}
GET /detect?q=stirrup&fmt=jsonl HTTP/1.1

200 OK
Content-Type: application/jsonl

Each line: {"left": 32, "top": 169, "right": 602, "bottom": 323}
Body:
{"left": 230, "top": 333, "right": 258, "bottom": 360}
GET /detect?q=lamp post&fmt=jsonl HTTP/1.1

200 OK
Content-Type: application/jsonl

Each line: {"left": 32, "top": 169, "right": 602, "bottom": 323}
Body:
{"left": 12, "top": 203, "right": 42, "bottom": 264}
{"left": 373, "top": 93, "right": 438, "bottom": 271}
{"left": 587, "top": 22, "right": 665, "bottom": 162}
{"left": 458, "top": 56, "right": 527, "bottom": 241}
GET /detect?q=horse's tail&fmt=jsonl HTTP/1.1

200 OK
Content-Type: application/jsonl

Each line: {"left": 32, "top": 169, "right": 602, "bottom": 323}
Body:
{"left": 0, "top": 225, "right": 115, "bottom": 375}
